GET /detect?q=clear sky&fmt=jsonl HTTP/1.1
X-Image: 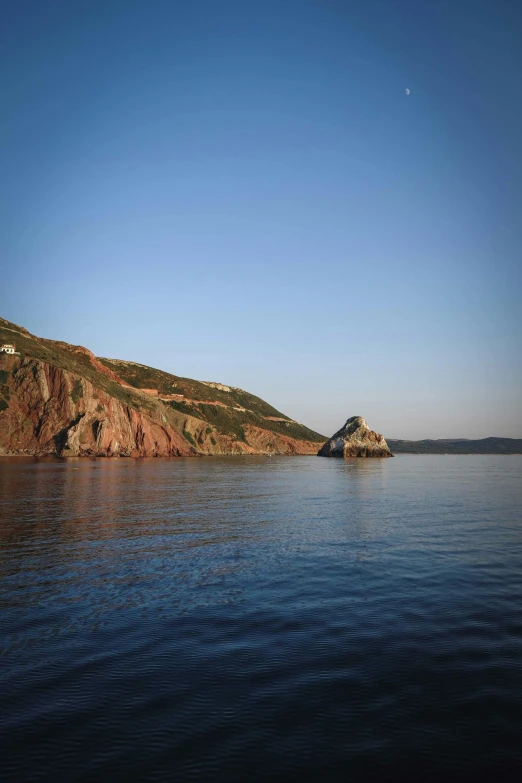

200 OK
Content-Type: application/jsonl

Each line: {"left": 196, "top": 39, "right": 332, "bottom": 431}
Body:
{"left": 1, "top": 0, "right": 521, "bottom": 439}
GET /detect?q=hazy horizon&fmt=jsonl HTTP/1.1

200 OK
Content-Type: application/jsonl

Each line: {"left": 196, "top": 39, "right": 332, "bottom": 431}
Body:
{"left": 2, "top": 0, "right": 521, "bottom": 439}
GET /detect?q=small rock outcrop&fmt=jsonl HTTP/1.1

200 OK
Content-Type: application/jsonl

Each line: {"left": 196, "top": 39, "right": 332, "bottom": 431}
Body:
{"left": 318, "top": 416, "right": 393, "bottom": 458}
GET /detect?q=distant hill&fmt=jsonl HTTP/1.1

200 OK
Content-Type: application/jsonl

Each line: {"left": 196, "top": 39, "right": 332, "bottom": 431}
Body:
{"left": 0, "top": 316, "right": 325, "bottom": 458}
{"left": 388, "top": 438, "right": 522, "bottom": 454}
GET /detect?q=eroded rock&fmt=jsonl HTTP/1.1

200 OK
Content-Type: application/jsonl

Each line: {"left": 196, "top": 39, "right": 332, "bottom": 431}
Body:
{"left": 318, "top": 416, "right": 393, "bottom": 458}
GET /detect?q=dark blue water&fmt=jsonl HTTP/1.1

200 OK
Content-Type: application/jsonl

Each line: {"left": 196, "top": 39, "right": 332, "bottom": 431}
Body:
{"left": 1, "top": 455, "right": 521, "bottom": 782}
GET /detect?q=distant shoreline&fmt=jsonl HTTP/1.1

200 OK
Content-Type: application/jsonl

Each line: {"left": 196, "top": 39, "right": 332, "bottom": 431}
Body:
{"left": 391, "top": 452, "right": 522, "bottom": 456}
{"left": 387, "top": 437, "right": 522, "bottom": 455}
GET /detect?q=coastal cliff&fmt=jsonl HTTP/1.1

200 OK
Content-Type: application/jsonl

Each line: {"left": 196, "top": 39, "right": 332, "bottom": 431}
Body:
{"left": 318, "top": 416, "right": 393, "bottom": 458}
{"left": 0, "top": 317, "right": 325, "bottom": 458}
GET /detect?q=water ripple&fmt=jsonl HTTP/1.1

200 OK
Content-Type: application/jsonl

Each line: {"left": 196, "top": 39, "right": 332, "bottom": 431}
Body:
{"left": 1, "top": 455, "right": 522, "bottom": 781}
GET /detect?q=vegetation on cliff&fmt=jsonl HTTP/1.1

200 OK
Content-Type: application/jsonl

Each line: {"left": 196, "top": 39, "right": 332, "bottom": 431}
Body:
{"left": 98, "top": 358, "right": 285, "bottom": 418}
{"left": 0, "top": 317, "right": 155, "bottom": 416}
{"left": 99, "top": 357, "right": 324, "bottom": 445}
{"left": 0, "top": 317, "right": 325, "bottom": 457}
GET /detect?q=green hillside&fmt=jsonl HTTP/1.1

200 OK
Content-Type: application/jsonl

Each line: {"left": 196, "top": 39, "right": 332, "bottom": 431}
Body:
{"left": 99, "top": 357, "right": 325, "bottom": 444}
{"left": 0, "top": 317, "right": 157, "bottom": 416}
{"left": 0, "top": 316, "right": 326, "bottom": 447}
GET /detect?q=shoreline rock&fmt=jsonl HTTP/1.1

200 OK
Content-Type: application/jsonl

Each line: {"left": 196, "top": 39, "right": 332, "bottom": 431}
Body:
{"left": 318, "top": 416, "right": 393, "bottom": 458}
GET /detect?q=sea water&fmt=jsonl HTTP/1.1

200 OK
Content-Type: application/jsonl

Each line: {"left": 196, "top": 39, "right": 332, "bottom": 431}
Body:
{"left": 1, "top": 455, "right": 521, "bottom": 781}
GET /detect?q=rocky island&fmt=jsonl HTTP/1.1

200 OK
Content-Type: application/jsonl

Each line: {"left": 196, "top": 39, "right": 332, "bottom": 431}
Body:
{"left": 318, "top": 416, "right": 393, "bottom": 458}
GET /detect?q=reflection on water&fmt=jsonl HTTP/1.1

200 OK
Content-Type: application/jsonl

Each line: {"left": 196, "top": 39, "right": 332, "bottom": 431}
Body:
{"left": 1, "top": 455, "right": 522, "bottom": 781}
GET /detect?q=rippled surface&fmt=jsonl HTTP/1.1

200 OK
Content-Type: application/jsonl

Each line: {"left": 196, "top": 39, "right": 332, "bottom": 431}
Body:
{"left": 1, "top": 455, "right": 522, "bottom": 781}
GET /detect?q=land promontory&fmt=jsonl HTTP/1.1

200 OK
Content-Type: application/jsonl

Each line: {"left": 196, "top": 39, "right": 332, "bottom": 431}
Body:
{"left": 0, "top": 317, "right": 326, "bottom": 458}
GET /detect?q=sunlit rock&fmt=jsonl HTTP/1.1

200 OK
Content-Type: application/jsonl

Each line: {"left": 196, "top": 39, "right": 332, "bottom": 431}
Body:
{"left": 318, "top": 416, "right": 393, "bottom": 458}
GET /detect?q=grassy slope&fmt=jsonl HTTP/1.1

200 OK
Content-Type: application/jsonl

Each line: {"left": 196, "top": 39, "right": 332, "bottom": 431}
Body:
{"left": 0, "top": 317, "right": 326, "bottom": 444}
{"left": 0, "top": 317, "right": 156, "bottom": 416}
{"left": 99, "top": 357, "right": 326, "bottom": 443}
{"left": 98, "top": 358, "right": 286, "bottom": 416}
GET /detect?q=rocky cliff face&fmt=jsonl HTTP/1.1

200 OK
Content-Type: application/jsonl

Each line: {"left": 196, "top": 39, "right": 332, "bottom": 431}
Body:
{"left": 318, "top": 416, "right": 393, "bottom": 458}
{"left": 0, "top": 318, "right": 325, "bottom": 458}
{"left": 0, "top": 356, "right": 194, "bottom": 457}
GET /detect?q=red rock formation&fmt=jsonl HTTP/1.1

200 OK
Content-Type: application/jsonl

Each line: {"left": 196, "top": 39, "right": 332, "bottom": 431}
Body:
{"left": 0, "top": 358, "right": 195, "bottom": 457}
{"left": 0, "top": 356, "right": 322, "bottom": 458}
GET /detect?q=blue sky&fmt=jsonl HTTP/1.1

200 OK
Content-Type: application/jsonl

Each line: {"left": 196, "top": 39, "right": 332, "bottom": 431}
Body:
{"left": 1, "top": 0, "right": 521, "bottom": 438}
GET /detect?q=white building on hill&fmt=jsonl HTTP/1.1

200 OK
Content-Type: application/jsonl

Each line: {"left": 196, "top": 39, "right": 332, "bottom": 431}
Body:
{"left": 0, "top": 344, "right": 18, "bottom": 354}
